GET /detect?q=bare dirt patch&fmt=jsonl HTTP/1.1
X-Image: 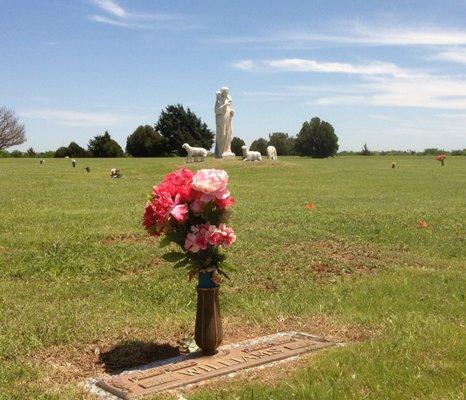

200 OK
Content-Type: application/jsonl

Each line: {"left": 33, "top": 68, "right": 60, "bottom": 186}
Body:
{"left": 276, "top": 239, "right": 410, "bottom": 282}
{"left": 29, "top": 314, "right": 371, "bottom": 391}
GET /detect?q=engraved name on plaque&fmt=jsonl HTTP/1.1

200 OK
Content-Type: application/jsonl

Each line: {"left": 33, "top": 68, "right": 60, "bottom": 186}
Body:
{"left": 96, "top": 333, "right": 335, "bottom": 399}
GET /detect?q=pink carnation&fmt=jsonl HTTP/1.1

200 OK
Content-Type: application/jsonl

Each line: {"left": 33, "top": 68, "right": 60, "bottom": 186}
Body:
{"left": 219, "top": 223, "right": 236, "bottom": 247}
{"left": 143, "top": 169, "right": 193, "bottom": 232}
{"left": 153, "top": 168, "right": 195, "bottom": 203}
{"left": 184, "top": 223, "right": 236, "bottom": 253}
{"left": 191, "top": 169, "right": 230, "bottom": 201}
{"left": 215, "top": 196, "right": 235, "bottom": 209}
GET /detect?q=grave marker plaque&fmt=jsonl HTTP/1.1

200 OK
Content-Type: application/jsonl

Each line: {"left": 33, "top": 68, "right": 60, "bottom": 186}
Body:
{"left": 96, "top": 332, "right": 336, "bottom": 399}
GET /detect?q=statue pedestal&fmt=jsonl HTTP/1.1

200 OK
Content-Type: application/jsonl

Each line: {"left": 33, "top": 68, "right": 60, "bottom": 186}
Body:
{"left": 221, "top": 152, "right": 236, "bottom": 160}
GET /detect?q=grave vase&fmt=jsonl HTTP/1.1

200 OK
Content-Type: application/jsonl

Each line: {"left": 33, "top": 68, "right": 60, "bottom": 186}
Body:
{"left": 195, "top": 272, "right": 223, "bottom": 354}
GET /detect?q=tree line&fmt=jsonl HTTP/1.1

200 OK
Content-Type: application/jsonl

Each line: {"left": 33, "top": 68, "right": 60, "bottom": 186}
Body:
{"left": 2, "top": 103, "right": 464, "bottom": 158}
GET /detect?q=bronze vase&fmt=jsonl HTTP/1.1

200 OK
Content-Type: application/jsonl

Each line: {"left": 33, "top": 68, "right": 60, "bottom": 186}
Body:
{"left": 195, "top": 287, "right": 223, "bottom": 354}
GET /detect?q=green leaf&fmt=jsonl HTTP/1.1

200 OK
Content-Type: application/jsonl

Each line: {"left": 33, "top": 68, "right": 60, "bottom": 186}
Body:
{"left": 218, "top": 269, "right": 231, "bottom": 280}
{"left": 173, "top": 258, "right": 189, "bottom": 269}
{"left": 162, "top": 252, "right": 186, "bottom": 262}
{"left": 159, "top": 236, "right": 172, "bottom": 248}
{"left": 220, "top": 261, "right": 236, "bottom": 272}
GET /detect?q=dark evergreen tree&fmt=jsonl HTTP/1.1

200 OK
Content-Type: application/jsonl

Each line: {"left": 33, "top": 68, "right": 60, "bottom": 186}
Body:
{"left": 156, "top": 104, "right": 214, "bottom": 156}
{"left": 126, "top": 125, "right": 167, "bottom": 157}
{"left": 54, "top": 146, "right": 69, "bottom": 158}
{"left": 295, "top": 117, "right": 339, "bottom": 158}
{"left": 88, "top": 131, "right": 124, "bottom": 157}
{"left": 267, "top": 132, "right": 296, "bottom": 156}
{"left": 250, "top": 138, "right": 268, "bottom": 155}
{"left": 67, "top": 141, "right": 88, "bottom": 157}
{"left": 231, "top": 137, "right": 245, "bottom": 156}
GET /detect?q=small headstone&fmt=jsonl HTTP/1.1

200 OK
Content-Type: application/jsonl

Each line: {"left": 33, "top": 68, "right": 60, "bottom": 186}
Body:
{"left": 391, "top": 162, "right": 396, "bottom": 168}
{"left": 72, "top": 159, "right": 76, "bottom": 168}
{"left": 40, "top": 159, "right": 44, "bottom": 165}
{"left": 85, "top": 166, "right": 91, "bottom": 172}
{"left": 92, "top": 332, "right": 338, "bottom": 399}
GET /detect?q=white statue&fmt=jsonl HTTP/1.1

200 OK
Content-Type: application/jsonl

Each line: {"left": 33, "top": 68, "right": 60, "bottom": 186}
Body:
{"left": 241, "top": 145, "right": 262, "bottom": 161}
{"left": 266, "top": 145, "right": 278, "bottom": 160}
{"left": 182, "top": 143, "right": 208, "bottom": 163}
{"left": 215, "top": 87, "right": 235, "bottom": 158}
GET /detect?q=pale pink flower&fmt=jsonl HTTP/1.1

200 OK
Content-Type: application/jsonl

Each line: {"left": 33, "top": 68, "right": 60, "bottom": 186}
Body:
{"left": 184, "top": 232, "right": 200, "bottom": 252}
{"left": 170, "top": 203, "right": 189, "bottom": 222}
{"left": 184, "top": 223, "right": 236, "bottom": 253}
{"left": 191, "top": 169, "right": 230, "bottom": 200}
{"left": 219, "top": 224, "right": 236, "bottom": 247}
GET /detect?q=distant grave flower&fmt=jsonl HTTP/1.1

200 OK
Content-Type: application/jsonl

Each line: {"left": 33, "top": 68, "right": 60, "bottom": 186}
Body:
{"left": 418, "top": 219, "right": 429, "bottom": 228}
{"left": 435, "top": 154, "right": 446, "bottom": 166}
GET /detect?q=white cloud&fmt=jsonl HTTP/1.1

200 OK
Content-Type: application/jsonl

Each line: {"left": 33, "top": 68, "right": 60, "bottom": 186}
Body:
{"left": 265, "top": 59, "right": 410, "bottom": 77}
{"left": 88, "top": 0, "right": 181, "bottom": 29}
{"left": 21, "top": 109, "right": 141, "bottom": 127}
{"left": 216, "top": 24, "right": 466, "bottom": 48}
{"left": 236, "top": 57, "right": 466, "bottom": 110}
{"left": 434, "top": 48, "right": 466, "bottom": 64}
{"left": 88, "top": 15, "right": 149, "bottom": 29}
{"left": 436, "top": 112, "right": 466, "bottom": 119}
{"left": 307, "top": 73, "right": 466, "bottom": 110}
{"left": 90, "top": 0, "right": 126, "bottom": 18}
{"left": 233, "top": 59, "right": 254, "bottom": 71}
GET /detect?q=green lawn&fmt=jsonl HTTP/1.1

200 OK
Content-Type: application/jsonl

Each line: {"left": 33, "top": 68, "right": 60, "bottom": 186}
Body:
{"left": 0, "top": 156, "right": 464, "bottom": 399}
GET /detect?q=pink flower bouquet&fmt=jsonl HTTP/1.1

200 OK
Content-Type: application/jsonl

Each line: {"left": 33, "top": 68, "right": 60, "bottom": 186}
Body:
{"left": 143, "top": 168, "right": 236, "bottom": 286}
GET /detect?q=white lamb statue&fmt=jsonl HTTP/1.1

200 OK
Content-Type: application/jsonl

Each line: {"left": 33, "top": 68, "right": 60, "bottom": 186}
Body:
{"left": 266, "top": 145, "right": 278, "bottom": 160}
{"left": 241, "top": 145, "right": 262, "bottom": 161}
{"left": 182, "top": 143, "right": 208, "bottom": 163}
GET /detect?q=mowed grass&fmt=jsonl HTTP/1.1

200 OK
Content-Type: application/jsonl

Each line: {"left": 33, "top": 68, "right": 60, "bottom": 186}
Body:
{"left": 0, "top": 156, "right": 464, "bottom": 399}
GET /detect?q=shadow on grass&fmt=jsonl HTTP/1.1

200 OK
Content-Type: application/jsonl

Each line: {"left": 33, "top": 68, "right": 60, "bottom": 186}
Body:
{"left": 99, "top": 340, "right": 181, "bottom": 372}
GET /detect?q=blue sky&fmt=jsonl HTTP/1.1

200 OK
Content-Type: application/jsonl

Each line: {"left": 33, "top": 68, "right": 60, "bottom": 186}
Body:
{"left": 1, "top": 0, "right": 466, "bottom": 152}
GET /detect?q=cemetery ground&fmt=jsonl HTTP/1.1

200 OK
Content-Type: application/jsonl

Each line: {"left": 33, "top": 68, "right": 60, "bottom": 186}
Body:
{"left": 0, "top": 156, "right": 464, "bottom": 400}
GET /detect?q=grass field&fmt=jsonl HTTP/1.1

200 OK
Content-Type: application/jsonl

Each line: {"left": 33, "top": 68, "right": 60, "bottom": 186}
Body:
{"left": 0, "top": 156, "right": 465, "bottom": 399}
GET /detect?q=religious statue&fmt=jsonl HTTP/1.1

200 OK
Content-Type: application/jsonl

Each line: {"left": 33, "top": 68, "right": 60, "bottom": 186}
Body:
{"left": 214, "top": 87, "right": 235, "bottom": 158}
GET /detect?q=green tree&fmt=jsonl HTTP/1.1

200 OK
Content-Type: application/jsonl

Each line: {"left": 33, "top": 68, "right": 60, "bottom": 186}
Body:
{"left": 156, "top": 104, "right": 214, "bottom": 156}
{"left": 295, "top": 117, "right": 339, "bottom": 158}
{"left": 250, "top": 138, "right": 268, "bottom": 155}
{"left": 10, "top": 150, "right": 23, "bottom": 158}
{"left": 267, "top": 132, "right": 295, "bottom": 156}
{"left": 26, "top": 147, "right": 36, "bottom": 157}
{"left": 423, "top": 148, "right": 440, "bottom": 155}
{"left": 88, "top": 131, "right": 124, "bottom": 157}
{"left": 54, "top": 146, "right": 69, "bottom": 158}
{"left": 67, "top": 142, "right": 88, "bottom": 157}
{"left": 231, "top": 137, "right": 245, "bottom": 156}
{"left": 54, "top": 142, "right": 88, "bottom": 158}
{"left": 126, "top": 125, "right": 167, "bottom": 157}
